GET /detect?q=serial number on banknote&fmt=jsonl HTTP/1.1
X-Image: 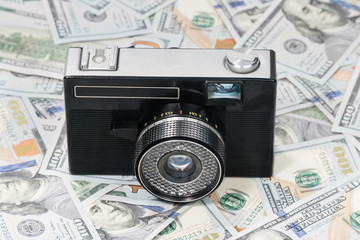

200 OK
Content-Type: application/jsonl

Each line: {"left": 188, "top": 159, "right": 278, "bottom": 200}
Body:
{"left": 174, "top": 231, "right": 205, "bottom": 240}
{"left": 175, "top": 231, "right": 221, "bottom": 240}
{"left": 0, "top": 217, "right": 13, "bottom": 240}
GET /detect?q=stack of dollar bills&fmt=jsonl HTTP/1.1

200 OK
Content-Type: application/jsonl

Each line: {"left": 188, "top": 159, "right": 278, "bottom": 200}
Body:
{"left": 1, "top": 0, "right": 360, "bottom": 239}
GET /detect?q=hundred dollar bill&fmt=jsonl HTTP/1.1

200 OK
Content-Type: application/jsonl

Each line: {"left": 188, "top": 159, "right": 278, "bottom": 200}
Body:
{"left": 73, "top": 0, "right": 113, "bottom": 15}
{"left": 27, "top": 98, "right": 64, "bottom": 125}
{"left": 290, "top": 44, "right": 360, "bottom": 121}
{"left": 0, "top": 71, "right": 64, "bottom": 100}
{"left": 0, "top": 4, "right": 121, "bottom": 79}
{"left": 152, "top": 4, "right": 183, "bottom": 39}
{"left": 345, "top": 134, "right": 360, "bottom": 152}
{"left": 152, "top": 2, "right": 236, "bottom": 49}
{"left": 114, "top": 0, "right": 176, "bottom": 19}
{"left": 252, "top": 0, "right": 273, "bottom": 9}
{"left": 42, "top": 0, "right": 151, "bottom": 44}
{"left": 345, "top": 43, "right": 360, "bottom": 67}
{"left": 108, "top": 184, "right": 158, "bottom": 200}
{"left": 172, "top": 0, "right": 230, "bottom": 48}
{"left": 0, "top": 5, "right": 72, "bottom": 79}
{"left": 155, "top": 200, "right": 234, "bottom": 239}
{"left": 209, "top": 0, "right": 265, "bottom": 42}
{"left": 276, "top": 77, "right": 312, "bottom": 115}
{"left": 258, "top": 135, "right": 360, "bottom": 215}
{"left": 333, "top": 60, "right": 360, "bottom": 137}
{"left": 333, "top": 61, "right": 358, "bottom": 83}
{"left": 0, "top": 0, "right": 44, "bottom": 13}
{"left": 214, "top": 23, "right": 237, "bottom": 49}
{"left": 152, "top": 3, "right": 200, "bottom": 48}
{"left": 170, "top": 0, "right": 222, "bottom": 48}
{"left": 104, "top": 33, "right": 182, "bottom": 49}
{"left": 0, "top": 92, "right": 64, "bottom": 144}
{"left": 0, "top": 94, "right": 47, "bottom": 176}
{"left": 288, "top": 75, "right": 348, "bottom": 122}
{"left": 105, "top": 184, "right": 170, "bottom": 207}
{"left": 23, "top": 97, "right": 65, "bottom": 145}
{"left": 0, "top": 172, "right": 100, "bottom": 239}
{"left": 208, "top": 177, "right": 268, "bottom": 233}
{"left": 102, "top": 190, "right": 173, "bottom": 209}
{"left": 230, "top": 173, "right": 360, "bottom": 240}
{"left": 235, "top": 0, "right": 360, "bottom": 83}
{"left": 292, "top": 106, "right": 330, "bottom": 122}
{"left": 211, "top": 0, "right": 255, "bottom": 18}
{"left": 86, "top": 195, "right": 188, "bottom": 240}
{"left": 138, "top": 33, "right": 182, "bottom": 48}
{"left": 39, "top": 119, "right": 139, "bottom": 185}
{"left": 0, "top": 3, "right": 175, "bottom": 79}
{"left": 275, "top": 113, "right": 333, "bottom": 147}
{"left": 71, "top": 180, "right": 118, "bottom": 206}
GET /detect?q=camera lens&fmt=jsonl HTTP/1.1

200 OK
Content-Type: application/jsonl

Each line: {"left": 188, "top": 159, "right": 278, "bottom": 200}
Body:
{"left": 168, "top": 154, "right": 193, "bottom": 171}
{"left": 157, "top": 151, "right": 202, "bottom": 184}
{"left": 135, "top": 103, "right": 225, "bottom": 203}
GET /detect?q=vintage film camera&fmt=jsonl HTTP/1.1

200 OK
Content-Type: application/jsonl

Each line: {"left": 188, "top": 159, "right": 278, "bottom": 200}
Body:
{"left": 64, "top": 46, "right": 277, "bottom": 202}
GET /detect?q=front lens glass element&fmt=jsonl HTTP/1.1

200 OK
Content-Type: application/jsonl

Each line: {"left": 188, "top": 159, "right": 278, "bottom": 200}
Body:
{"left": 167, "top": 154, "right": 193, "bottom": 171}
{"left": 158, "top": 151, "right": 201, "bottom": 183}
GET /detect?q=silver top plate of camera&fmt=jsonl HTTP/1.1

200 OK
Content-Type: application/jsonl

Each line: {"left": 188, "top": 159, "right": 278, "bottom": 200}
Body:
{"left": 65, "top": 46, "right": 273, "bottom": 79}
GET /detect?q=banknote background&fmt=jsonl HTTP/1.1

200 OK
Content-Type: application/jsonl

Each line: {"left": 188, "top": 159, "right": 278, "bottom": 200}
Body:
{"left": 1, "top": 0, "right": 360, "bottom": 239}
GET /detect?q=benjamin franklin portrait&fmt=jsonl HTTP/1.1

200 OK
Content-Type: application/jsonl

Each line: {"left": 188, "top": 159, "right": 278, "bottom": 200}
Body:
{"left": 0, "top": 171, "right": 79, "bottom": 219}
{"left": 87, "top": 199, "right": 183, "bottom": 240}
{"left": 282, "top": 0, "right": 360, "bottom": 61}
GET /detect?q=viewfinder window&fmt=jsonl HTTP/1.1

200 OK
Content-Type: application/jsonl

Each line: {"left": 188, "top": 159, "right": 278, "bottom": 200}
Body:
{"left": 207, "top": 83, "right": 241, "bottom": 100}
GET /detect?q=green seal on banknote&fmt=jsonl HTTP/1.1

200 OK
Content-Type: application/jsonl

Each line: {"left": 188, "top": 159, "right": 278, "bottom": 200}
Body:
{"left": 159, "top": 221, "right": 177, "bottom": 235}
{"left": 192, "top": 14, "right": 214, "bottom": 28}
{"left": 350, "top": 211, "right": 360, "bottom": 229}
{"left": 295, "top": 170, "right": 321, "bottom": 188}
{"left": 220, "top": 193, "right": 246, "bottom": 211}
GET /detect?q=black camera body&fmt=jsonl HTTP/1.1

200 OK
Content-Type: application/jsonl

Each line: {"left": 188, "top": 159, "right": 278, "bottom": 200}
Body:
{"left": 64, "top": 46, "right": 276, "bottom": 202}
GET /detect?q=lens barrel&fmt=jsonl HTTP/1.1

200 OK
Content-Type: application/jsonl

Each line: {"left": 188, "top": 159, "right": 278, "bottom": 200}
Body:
{"left": 135, "top": 103, "right": 225, "bottom": 202}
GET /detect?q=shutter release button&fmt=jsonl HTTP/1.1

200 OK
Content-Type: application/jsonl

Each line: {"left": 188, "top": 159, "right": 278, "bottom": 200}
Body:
{"left": 224, "top": 48, "right": 260, "bottom": 74}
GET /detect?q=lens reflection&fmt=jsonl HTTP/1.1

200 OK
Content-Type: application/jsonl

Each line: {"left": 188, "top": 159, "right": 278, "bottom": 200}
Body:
{"left": 215, "top": 84, "right": 235, "bottom": 93}
{"left": 167, "top": 155, "right": 193, "bottom": 171}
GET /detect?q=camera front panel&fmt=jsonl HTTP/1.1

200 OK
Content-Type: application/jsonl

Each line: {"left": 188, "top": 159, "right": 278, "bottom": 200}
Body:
{"left": 65, "top": 75, "right": 276, "bottom": 178}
